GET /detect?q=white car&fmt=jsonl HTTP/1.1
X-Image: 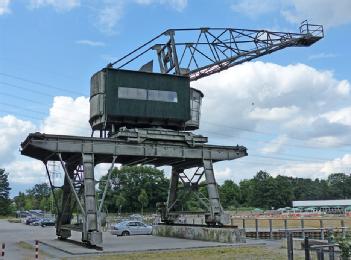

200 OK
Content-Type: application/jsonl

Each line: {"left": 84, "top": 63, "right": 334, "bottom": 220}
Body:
{"left": 111, "top": 220, "right": 152, "bottom": 236}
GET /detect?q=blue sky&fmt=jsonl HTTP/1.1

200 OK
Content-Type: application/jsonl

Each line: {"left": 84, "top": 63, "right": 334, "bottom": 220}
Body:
{"left": 1, "top": 0, "right": 351, "bottom": 197}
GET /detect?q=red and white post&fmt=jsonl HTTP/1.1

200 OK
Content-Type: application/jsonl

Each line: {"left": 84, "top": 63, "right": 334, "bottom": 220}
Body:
{"left": 1, "top": 243, "right": 5, "bottom": 257}
{"left": 35, "top": 240, "right": 39, "bottom": 259}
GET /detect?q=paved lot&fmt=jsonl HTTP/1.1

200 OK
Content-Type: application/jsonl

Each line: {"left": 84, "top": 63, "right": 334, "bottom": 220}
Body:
{"left": 0, "top": 219, "right": 59, "bottom": 259}
{"left": 41, "top": 234, "right": 233, "bottom": 255}
{"left": 0, "top": 219, "right": 255, "bottom": 259}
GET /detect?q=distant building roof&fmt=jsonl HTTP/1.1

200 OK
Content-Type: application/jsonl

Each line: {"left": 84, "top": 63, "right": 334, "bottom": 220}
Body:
{"left": 293, "top": 200, "right": 351, "bottom": 207}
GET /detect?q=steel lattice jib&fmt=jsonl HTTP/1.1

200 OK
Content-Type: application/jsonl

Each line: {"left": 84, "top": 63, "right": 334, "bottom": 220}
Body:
{"left": 90, "top": 68, "right": 203, "bottom": 131}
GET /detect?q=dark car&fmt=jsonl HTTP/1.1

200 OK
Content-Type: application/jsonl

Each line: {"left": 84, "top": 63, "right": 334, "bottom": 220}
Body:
{"left": 25, "top": 217, "right": 41, "bottom": 225}
{"left": 40, "top": 218, "right": 55, "bottom": 227}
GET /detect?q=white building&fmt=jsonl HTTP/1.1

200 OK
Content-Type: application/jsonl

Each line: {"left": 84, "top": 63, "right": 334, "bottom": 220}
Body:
{"left": 293, "top": 200, "right": 351, "bottom": 214}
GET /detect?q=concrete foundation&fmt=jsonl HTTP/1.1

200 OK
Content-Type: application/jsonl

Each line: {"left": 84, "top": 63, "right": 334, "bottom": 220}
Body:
{"left": 152, "top": 225, "right": 246, "bottom": 243}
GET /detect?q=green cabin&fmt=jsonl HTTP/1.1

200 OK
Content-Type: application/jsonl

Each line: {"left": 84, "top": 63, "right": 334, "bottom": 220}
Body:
{"left": 90, "top": 68, "right": 203, "bottom": 132}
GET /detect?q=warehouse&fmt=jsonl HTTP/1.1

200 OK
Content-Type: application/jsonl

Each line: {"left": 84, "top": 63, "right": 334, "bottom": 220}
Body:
{"left": 293, "top": 200, "right": 351, "bottom": 214}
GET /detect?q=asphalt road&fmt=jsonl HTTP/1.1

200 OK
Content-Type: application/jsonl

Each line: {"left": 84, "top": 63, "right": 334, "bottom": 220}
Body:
{"left": 0, "top": 219, "right": 58, "bottom": 259}
{"left": 0, "top": 219, "right": 243, "bottom": 259}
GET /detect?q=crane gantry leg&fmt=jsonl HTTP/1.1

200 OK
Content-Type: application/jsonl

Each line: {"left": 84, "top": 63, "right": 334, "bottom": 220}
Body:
{"left": 162, "top": 160, "right": 229, "bottom": 226}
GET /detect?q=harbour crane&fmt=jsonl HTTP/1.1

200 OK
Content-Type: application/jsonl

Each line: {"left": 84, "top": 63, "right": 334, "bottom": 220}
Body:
{"left": 21, "top": 20, "right": 323, "bottom": 247}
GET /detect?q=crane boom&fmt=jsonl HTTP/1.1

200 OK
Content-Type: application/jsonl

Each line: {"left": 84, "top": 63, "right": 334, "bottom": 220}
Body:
{"left": 109, "top": 20, "right": 323, "bottom": 81}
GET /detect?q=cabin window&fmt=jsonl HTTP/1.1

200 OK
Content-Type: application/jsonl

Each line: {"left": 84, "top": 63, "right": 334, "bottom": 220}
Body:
{"left": 118, "top": 87, "right": 178, "bottom": 103}
{"left": 148, "top": 90, "right": 178, "bottom": 103}
{"left": 118, "top": 87, "right": 147, "bottom": 100}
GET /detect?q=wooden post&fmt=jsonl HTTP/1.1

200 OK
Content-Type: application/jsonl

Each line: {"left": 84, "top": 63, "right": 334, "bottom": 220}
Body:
{"left": 329, "top": 245, "right": 335, "bottom": 260}
{"left": 317, "top": 248, "right": 324, "bottom": 260}
{"left": 231, "top": 218, "right": 234, "bottom": 226}
{"left": 255, "top": 219, "right": 259, "bottom": 239}
{"left": 242, "top": 219, "right": 246, "bottom": 229}
{"left": 327, "top": 229, "right": 333, "bottom": 243}
{"left": 287, "top": 233, "right": 294, "bottom": 260}
{"left": 304, "top": 236, "right": 310, "bottom": 260}
{"left": 284, "top": 219, "right": 288, "bottom": 238}
{"left": 320, "top": 219, "right": 324, "bottom": 240}
{"left": 269, "top": 219, "right": 273, "bottom": 239}
{"left": 301, "top": 218, "right": 305, "bottom": 238}
{"left": 341, "top": 219, "right": 346, "bottom": 238}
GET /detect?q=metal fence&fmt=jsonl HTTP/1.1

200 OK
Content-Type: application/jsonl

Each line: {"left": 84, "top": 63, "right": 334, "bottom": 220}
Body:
{"left": 287, "top": 233, "right": 342, "bottom": 260}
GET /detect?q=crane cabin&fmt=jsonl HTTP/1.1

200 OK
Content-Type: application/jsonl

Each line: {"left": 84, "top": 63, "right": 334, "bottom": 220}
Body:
{"left": 89, "top": 68, "right": 203, "bottom": 134}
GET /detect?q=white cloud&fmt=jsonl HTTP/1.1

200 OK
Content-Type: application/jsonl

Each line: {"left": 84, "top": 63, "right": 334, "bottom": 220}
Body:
{"left": 97, "top": 0, "right": 124, "bottom": 35}
{"left": 249, "top": 106, "right": 299, "bottom": 121}
{"left": 260, "top": 135, "right": 288, "bottom": 154}
{"left": 272, "top": 153, "right": 351, "bottom": 179}
{"left": 230, "top": 0, "right": 351, "bottom": 28}
{"left": 40, "top": 96, "right": 90, "bottom": 136}
{"left": 323, "top": 107, "right": 351, "bottom": 126}
{"left": 282, "top": 0, "right": 351, "bottom": 28}
{"left": 135, "top": 0, "right": 188, "bottom": 11}
{"left": 1, "top": 96, "right": 91, "bottom": 186}
{"left": 6, "top": 159, "right": 46, "bottom": 184}
{"left": 321, "top": 154, "right": 351, "bottom": 174}
{"left": 193, "top": 61, "right": 350, "bottom": 146}
{"left": 0, "top": 115, "right": 36, "bottom": 164}
{"left": 29, "top": 0, "right": 80, "bottom": 11}
{"left": 231, "top": 0, "right": 278, "bottom": 17}
{"left": 95, "top": 163, "right": 115, "bottom": 182}
{"left": 308, "top": 53, "right": 337, "bottom": 60}
{"left": 0, "top": 0, "right": 11, "bottom": 15}
{"left": 75, "top": 40, "right": 105, "bottom": 47}
{"left": 305, "top": 136, "right": 346, "bottom": 148}
{"left": 336, "top": 80, "right": 350, "bottom": 96}
{"left": 214, "top": 167, "right": 234, "bottom": 183}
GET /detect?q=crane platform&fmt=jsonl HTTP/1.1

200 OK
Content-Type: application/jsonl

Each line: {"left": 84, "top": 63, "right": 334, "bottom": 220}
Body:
{"left": 21, "top": 132, "right": 247, "bottom": 169}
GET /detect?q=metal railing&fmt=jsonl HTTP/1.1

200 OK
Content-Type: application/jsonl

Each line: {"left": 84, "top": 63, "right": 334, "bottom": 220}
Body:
{"left": 236, "top": 217, "right": 349, "bottom": 240}
{"left": 299, "top": 20, "right": 324, "bottom": 38}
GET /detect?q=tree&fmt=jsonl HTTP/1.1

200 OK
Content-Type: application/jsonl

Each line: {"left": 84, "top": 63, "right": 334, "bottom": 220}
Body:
{"left": 219, "top": 180, "right": 240, "bottom": 209}
{"left": 328, "top": 173, "right": 351, "bottom": 199}
{"left": 98, "top": 166, "right": 169, "bottom": 213}
{"left": 26, "top": 183, "right": 51, "bottom": 210}
{"left": 0, "top": 168, "right": 11, "bottom": 215}
{"left": 274, "top": 175, "right": 294, "bottom": 208}
{"left": 251, "top": 171, "right": 279, "bottom": 209}
{"left": 239, "top": 179, "right": 255, "bottom": 206}
{"left": 138, "top": 189, "right": 149, "bottom": 215}
{"left": 14, "top": 192, "right": 26, "bottom": 210}
{"left": 115, "top": 194, "right": 126, "bottom": 215}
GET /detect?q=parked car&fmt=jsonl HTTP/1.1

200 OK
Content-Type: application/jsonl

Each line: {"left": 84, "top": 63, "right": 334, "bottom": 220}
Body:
{"left": 25, "top": 217, "right": 41, "bottom": 225}
{"left": 111, "top": 221, "right": 152, "bottom": 236}
{"left": 31, "top": 219, "right": 43, "bottom": 226}
{"left": 40, "top": 218, "right": 55, "bottom": 227}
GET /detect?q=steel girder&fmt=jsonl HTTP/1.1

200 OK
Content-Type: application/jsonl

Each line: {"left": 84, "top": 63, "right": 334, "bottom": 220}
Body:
{"left": 108, "top": 21, "right": 323, "bottom": 81}
{"left": 21, "top": 132, "right": 247, "bottom": 245}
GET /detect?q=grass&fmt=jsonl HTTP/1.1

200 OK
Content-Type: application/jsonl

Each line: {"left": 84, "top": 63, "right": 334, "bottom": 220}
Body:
{"left": 17, "top": 241, "right": 54, "bottom": 260}
{"left": 8, "top": 218, "right": 21, "bottom": 223}
{"left": 69, "top": 246, "right": 305, "bottom": 260}
{"left": 17, "top": 241, "right": 34, "bottom": 250}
